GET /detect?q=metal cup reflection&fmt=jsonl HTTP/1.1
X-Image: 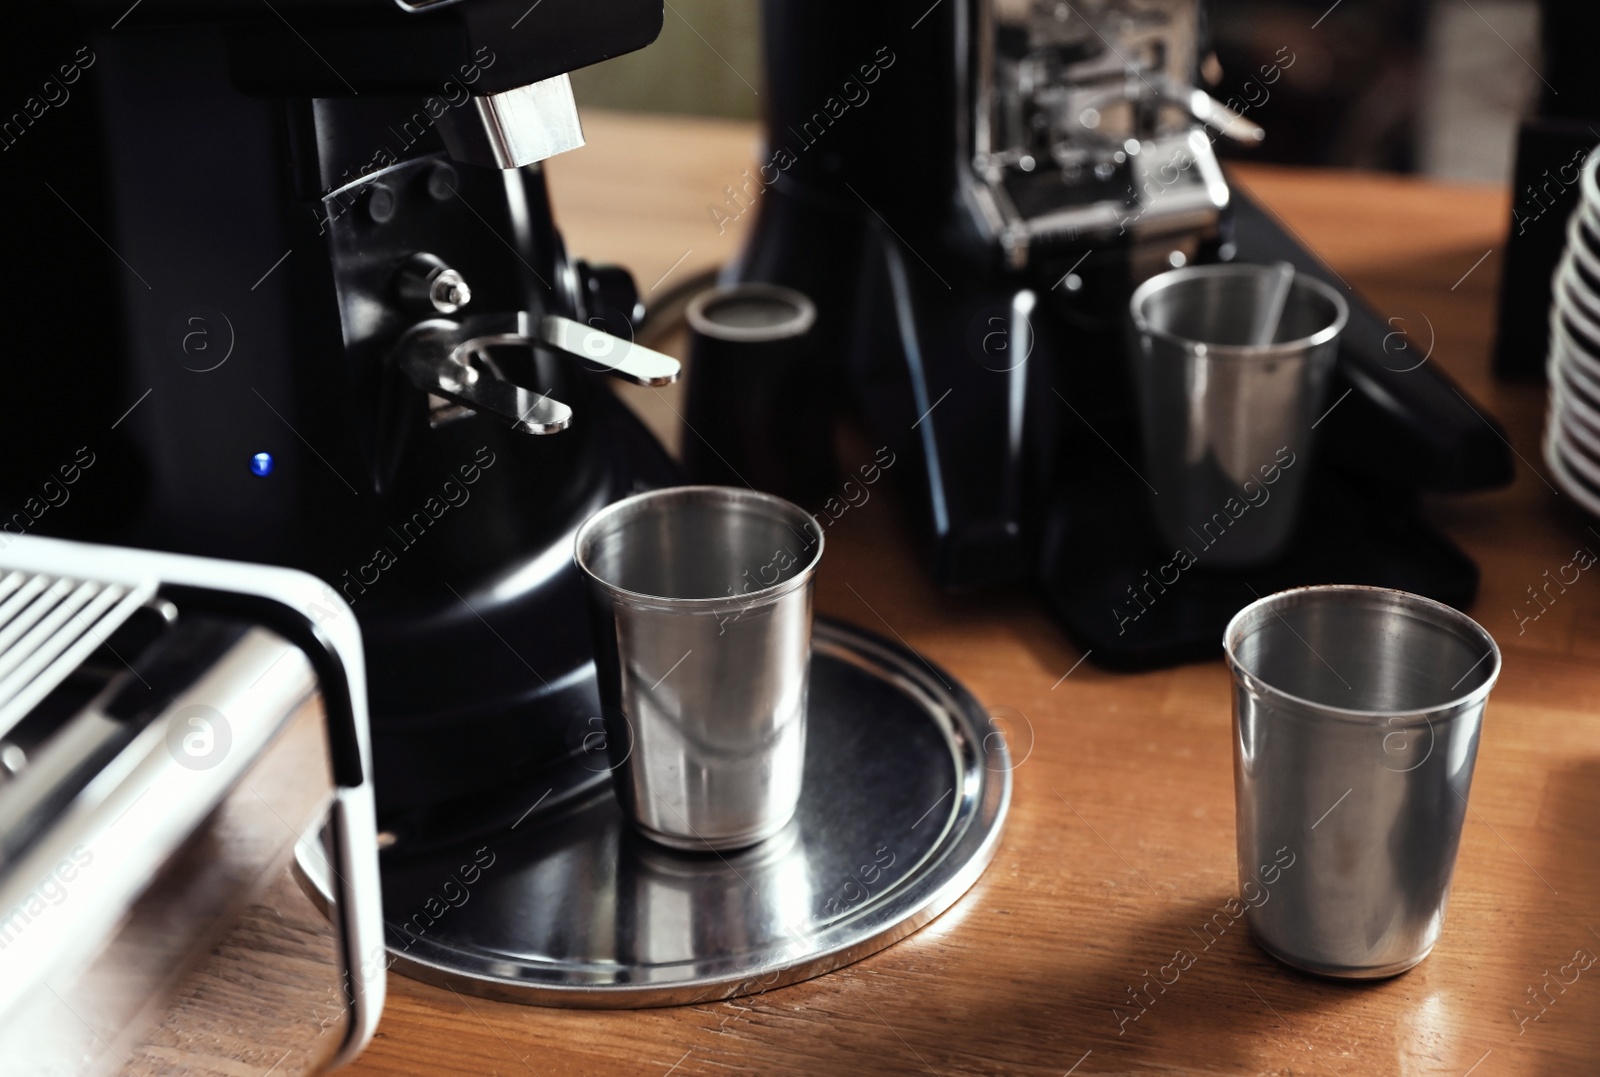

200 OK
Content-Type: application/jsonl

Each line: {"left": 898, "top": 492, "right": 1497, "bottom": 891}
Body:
{"left": 623, "top": 823, "right": 814, "bottom": 972}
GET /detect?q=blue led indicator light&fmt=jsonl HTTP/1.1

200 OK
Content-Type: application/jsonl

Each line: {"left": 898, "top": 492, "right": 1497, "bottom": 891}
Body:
{"left": 250, "top": 452, "right": 275, "bottom": 477}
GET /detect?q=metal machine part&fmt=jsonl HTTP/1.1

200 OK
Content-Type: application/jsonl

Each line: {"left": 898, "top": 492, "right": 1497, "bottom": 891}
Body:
{"left": 395, "top": 319, "right": 577, "bottom": 435}
{"left": 970, "top": 0, "right": 1252, "bottom": 266}
{"left": 296, "top": 619, "right": 1011, "bottom": 1006}
{"left": 436, "top": 74, "right": 588, "bottom": 169}
{"left": 393, "top": 0, "right": 469, "bottom": 14}
{"left": 539, "top": 314, "right": 681, "bottom": 385}
{"left": 395, "top": 253, "right": 474, "bottom": 315}
{"left": 393, "top": 313, "right": 679, "bottom": 435}
{"left": 0, "top": 535, "right": 385, "bottom": 1073}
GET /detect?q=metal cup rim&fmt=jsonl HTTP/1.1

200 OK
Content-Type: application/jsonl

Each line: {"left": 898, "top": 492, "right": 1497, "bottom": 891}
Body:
{"left": 574, "top": 484, "right": 824, "bottom": 609}
{"left": 1129, "top": 263, "right": 1350, "bottom": 361}
{"left": 1222, "top": 584, "right": 1501, "bottom": 726}
{"left": 685, "top": 283, "right": 818, "bottom": 344}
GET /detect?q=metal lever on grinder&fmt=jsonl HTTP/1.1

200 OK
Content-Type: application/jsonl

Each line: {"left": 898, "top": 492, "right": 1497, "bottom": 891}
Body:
{"left": 394, "top": 319, "right": 573, "bottom": 435}
{"left": 537, "top": 314, "right": 680, "bottom": 387}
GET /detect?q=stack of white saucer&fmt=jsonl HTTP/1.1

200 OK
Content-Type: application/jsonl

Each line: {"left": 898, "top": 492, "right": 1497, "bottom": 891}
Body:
{"left": 1543, "top": 144, "right": 1600, "bottom": 514}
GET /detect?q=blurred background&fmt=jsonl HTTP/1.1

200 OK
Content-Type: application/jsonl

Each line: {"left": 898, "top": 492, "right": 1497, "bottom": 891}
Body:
{"left": 571, "top": 0, "right": 1545, "bottom": 182}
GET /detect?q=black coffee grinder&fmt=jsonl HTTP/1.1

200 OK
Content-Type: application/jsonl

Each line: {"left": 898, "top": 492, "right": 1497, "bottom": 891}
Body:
{"left": 3, "top": 7, "right": 1026, "bottom": 1009}
{"left": 0, "top": 0, "right": 679, "bottom": 824}
{"left": 714, "top": 0, "right": 1514, "bottom": 667}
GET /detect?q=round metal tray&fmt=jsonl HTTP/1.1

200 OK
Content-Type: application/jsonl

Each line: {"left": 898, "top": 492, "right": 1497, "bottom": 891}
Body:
{"left": 297, "top": 618, "right": 1010, "bottom": 1007}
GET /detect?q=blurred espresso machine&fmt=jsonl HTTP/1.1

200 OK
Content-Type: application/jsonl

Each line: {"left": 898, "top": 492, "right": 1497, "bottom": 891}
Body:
{"left": 726, "top": 0, "right": 1514, "bottom": 667}
{"left": 0, "top": 0, "right": 679, "bottom": 827}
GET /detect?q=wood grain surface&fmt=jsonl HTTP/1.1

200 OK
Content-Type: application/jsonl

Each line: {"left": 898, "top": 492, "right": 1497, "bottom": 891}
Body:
{"left": 303, "top": 114, "right": 1600, "bottom": 1076}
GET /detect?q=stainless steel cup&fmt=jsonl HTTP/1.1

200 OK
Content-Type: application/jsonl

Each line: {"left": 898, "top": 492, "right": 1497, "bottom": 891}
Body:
{"left": 575, "top": 485, "right": 822, "bottom": 851}
{"left": 1129, "top": 265, "right": 1347, "bottom": 567}
{"left": 1224, "top": 585, "right": 1501, "bottom": 978}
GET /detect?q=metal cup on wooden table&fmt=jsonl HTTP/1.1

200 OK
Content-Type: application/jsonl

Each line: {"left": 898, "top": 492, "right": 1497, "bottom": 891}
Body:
{"left": 1225, "top": 585, "right": 1501, "bottom": 978}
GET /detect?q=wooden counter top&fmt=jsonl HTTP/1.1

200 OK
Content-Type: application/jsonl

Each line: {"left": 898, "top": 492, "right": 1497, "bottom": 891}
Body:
{"left": 340, "top": 113, "right": 1599, "bottom": 1076}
